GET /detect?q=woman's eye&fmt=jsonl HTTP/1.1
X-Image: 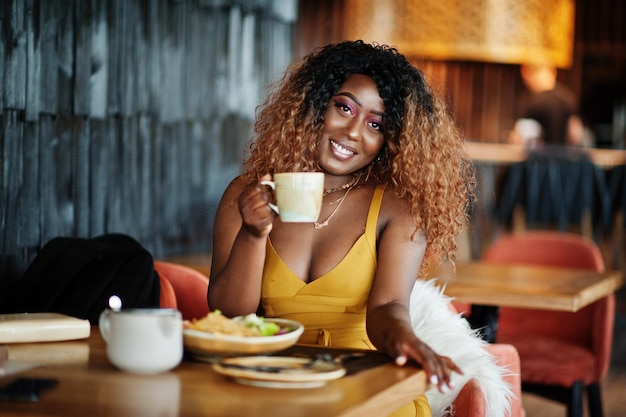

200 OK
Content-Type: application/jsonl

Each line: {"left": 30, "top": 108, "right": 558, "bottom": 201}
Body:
{"left": 334, "top": 101, "right": 352, "bottom": 115}
{"left": 370, "top": 120, "right": 383, "bottom": 131}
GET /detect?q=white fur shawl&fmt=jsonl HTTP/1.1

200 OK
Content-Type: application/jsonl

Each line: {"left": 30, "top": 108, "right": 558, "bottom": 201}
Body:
{"left": 409, "top": 279, "right": 514, "bottom": 417}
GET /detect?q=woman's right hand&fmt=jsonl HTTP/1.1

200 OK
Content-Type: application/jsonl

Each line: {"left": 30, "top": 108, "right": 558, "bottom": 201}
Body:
{"left": 238, "top": 174, "right": 277, "bottom": 238}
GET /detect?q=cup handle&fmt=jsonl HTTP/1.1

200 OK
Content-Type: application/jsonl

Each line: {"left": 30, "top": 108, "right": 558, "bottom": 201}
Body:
{"left": 99, "top": 309, "right": 112, "bottom": 343}
{"left": 259, "top": 180, "right": 279, "bottom": 214}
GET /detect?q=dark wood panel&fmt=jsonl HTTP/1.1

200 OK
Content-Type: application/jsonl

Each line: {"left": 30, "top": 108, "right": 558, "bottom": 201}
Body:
{"left": 2, "top": 112, "right": 24, "bottom": 254}
{"left": 56, "top": 0, "right": 74, "bottom": 118}
{"left": 0, "top": 0, "right": 296, "bottom": 283}
{"left": 20, "top": 122, "right": 41, "bottom": 247}
{"left": 38, "top": 1, "right": 61, "bottom": 115}
{"left": 3, "top": 0, "right": 28, "bottom": 110}
{"left": 74, "top": 0, "right": 94, "bottom": 117}
{"left": 24, "top": 0, "right": 39, "bottom": 121}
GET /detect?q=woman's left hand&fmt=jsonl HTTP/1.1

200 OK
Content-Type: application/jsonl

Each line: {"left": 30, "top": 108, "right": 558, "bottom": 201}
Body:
{"left": 388, "top": 325, "right": 463, "bottom": 393}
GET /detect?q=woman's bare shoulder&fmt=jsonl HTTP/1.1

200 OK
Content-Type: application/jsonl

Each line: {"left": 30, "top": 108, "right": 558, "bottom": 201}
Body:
{"left": 214, "top": 176, "right": 248, "bottom": 218}
{"left": 379, "top": 185, "right": 411, "bottom": 216}
{"left": 220, "top": 175, "right": 247, "bottom": 199}
{"left": 377, "top": 185, "right": 418, "bottom": 234}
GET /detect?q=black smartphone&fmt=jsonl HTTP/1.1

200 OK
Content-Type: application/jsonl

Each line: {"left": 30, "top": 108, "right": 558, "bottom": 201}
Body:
{"left": 0, "top": 377, "right": 58, "bottom": 402}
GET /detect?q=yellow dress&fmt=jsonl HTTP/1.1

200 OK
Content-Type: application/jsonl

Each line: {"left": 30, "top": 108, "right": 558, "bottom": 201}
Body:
{"left": 261, "top": 186, "right": 431, "bottom": 417}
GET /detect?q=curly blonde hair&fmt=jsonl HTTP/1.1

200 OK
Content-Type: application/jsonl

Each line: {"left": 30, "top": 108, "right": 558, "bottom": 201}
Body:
{"left": 242, "top": 41, "right": 475, "bottom": 276}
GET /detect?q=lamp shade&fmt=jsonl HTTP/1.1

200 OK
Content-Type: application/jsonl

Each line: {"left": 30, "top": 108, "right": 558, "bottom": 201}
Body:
{"left": 342, "top": 0, "right": 575, "bottom": 68}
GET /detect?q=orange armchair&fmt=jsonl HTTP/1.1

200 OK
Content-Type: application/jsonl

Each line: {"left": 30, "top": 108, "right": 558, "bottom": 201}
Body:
{"left": 440, "top": 301, "right": 524, "bottom": 417}
{"left": 155, "top": 261, "right": 210, "bottom": 321}
{"left": 158, "top": 271, "right": 178, "bottom": 310}
{"left": 450, "top": 343, "right": 525, "bottom": 417}
{"left": 482, "top": 231, "right": 614, "bottom": 417}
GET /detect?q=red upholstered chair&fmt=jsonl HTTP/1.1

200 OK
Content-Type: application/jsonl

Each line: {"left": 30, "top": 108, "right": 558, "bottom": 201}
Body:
{"left": 482, "top": 231, "right": 613, "bottom": 417}
{"left": 445, "top": 302, "right": 525, "bottom": 417}
{"left": 452, "top": 379, "right": 486, "bottom": 417}
{"left": 449, "top": 343, "right": 525, "bottom": 417}
{"left": 158, "top": 272, "right": 178, "bottom": 310}
{"left": 155, "top": 261, "right": 210, "bottom": 321}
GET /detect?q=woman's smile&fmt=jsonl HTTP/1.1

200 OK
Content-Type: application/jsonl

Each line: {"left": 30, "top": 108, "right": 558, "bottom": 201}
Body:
{"left": 330, "top": 139, "right": 356, "bottom": 160}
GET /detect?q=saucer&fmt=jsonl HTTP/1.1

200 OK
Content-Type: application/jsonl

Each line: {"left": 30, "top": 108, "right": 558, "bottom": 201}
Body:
{"left": 212, "top": 356, "right": 346, "bottom": 389}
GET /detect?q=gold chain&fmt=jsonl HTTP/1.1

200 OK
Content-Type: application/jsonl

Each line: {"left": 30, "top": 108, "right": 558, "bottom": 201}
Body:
{"left": 315, "top": 183, "right": 355, "bottom": 229}
{"left": 323, "top": 175, "right": 359, "bottom": 196}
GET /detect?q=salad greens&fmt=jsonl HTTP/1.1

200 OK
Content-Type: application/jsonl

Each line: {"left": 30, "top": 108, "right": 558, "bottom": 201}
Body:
{"left": 188, "top": 310, "right": 298, "bottom": 337}
{"left": 234, "top": 313, "right": 281, "bottom": 336}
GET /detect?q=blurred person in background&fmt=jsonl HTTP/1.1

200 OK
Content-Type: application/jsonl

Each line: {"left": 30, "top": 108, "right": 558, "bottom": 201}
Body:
{"left": 509, "top": 64, "right": 585, "bottom": 147}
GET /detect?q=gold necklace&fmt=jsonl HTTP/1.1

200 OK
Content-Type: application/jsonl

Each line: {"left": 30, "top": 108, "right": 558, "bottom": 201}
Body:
{"left": 323, "top": 175, "right": 359, "bottom": 196}
{"left": 315, "top": 183, "right": 356, "bottom": 229}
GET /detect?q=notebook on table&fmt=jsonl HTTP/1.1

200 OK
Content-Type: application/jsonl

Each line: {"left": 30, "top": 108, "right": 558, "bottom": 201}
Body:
{"left": 0, "top": 313, "right": 91, "bottom": 344}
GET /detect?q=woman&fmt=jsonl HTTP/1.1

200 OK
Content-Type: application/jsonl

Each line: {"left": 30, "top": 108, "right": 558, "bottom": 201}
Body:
{"left": 208, "top": 41, "right": 474, "bottom": 416}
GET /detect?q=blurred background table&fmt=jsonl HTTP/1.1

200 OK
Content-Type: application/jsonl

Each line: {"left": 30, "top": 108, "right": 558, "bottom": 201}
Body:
{"left": 464, "top": 142, "right": 626, "bottom": 266}
{"left": 464, "top": 142, "right": 626, "bottom": 167}
{"left": 442, "top": 261, "right": 623, "bottom": 312}
{"left": 437, "top": 261, "right": 624, "bottom": 342}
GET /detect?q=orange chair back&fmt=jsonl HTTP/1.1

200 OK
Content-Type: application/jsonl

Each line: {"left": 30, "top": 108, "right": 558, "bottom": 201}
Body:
{"left": 154, "top": 261, "right": 210, "bottom": 321}
{"left": 483, "top": 231, "right": 605, "bottom": 272}
{"left": 158, "top": 273, "right": 178, "bottom": 310}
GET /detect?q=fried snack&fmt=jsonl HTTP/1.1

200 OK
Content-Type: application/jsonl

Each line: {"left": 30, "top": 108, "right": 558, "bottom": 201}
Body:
{"left": 184, "top": 312, "right": 259, "bottom": 337}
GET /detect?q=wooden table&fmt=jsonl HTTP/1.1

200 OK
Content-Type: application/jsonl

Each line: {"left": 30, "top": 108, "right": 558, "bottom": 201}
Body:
{"left": 441, "top": 262, "right": 624, "bottom": 312}
{"left": 437, "top": 261, "right": 624, "bottom": 341}
{"left": 0, "top": 330, "right": 427, "bottom": 417}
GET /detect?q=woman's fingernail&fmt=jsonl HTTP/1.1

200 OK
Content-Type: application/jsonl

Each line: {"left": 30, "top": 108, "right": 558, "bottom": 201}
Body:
{"left": 430, "top": 375, "right": 439, "bottom": 385}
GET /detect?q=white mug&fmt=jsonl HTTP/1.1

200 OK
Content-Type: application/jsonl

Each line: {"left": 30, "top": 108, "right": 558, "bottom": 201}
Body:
{"left": 99, "top": 308, "right": 183, "bottom": 374}
{"left": 260, "top": 172, "right": 324, "bottom": 222}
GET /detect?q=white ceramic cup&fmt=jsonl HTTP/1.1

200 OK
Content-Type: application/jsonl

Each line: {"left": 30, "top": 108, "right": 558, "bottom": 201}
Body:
{"left": 99, "top": 308, "right": 183, "bottom": 374}
{"left": 260, "top": 172, "right": 324, "bottom": 222}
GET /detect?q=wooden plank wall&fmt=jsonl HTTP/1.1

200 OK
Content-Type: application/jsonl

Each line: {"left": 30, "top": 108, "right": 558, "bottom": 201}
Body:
{"left": 0, "top": 0, "right": 296, "bottom": 285}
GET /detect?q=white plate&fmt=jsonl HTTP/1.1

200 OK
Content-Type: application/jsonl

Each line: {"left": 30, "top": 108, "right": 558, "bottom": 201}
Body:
{"left": 183, "top": 318, "right": 304, "bottom": 357}
{"left": 212, "top": 356, "right": 346, "bottom": 389}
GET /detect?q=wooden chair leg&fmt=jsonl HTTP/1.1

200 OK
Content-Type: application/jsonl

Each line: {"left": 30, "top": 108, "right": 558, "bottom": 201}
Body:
{"left": 587, "top": 383, "right": 604, "bottom": 417}
{"left": 567, "top": 381, "right": 584, "bottom": 417}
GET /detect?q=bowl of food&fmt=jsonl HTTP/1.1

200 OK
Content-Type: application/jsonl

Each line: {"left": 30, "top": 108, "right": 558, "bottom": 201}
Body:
{"left": 183, "top": 311, "right": 304, "bottom": 358}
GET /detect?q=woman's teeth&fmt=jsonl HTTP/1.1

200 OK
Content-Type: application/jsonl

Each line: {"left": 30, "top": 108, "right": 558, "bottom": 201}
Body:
{"left": 331, "top": 140, "right": 355, "bottom": 156}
